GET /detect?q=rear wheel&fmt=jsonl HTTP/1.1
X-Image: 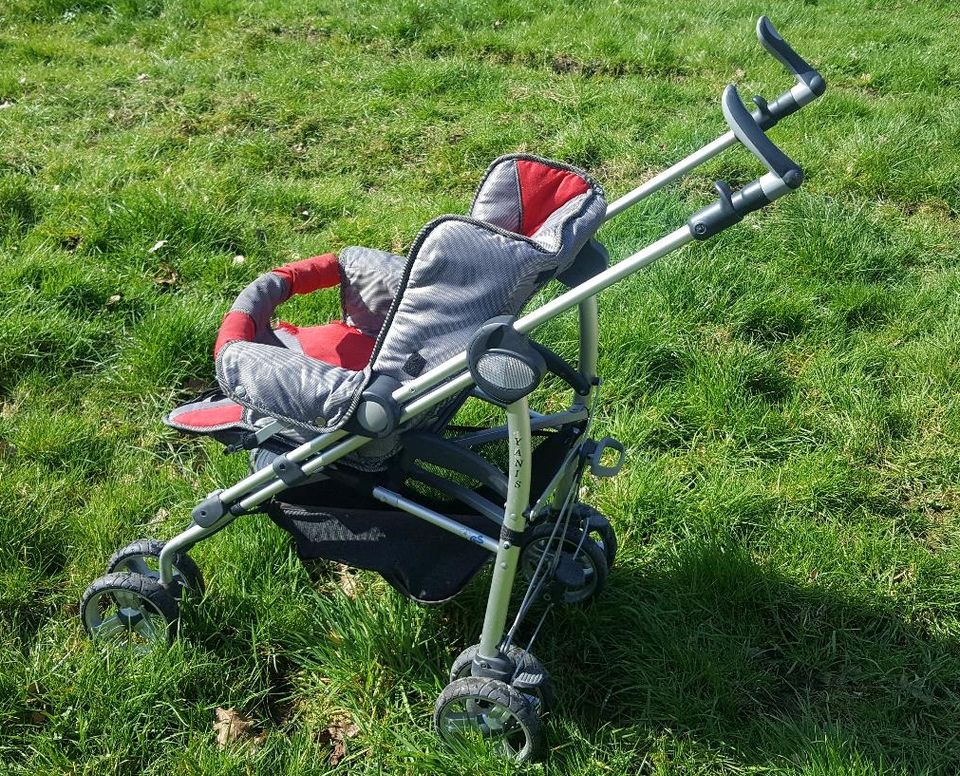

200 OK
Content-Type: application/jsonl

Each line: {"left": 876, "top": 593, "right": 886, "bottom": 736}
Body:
{"left": 573, "top": 504, "right": 618, "bottom": 568}
{"left": 519, "top": 522, "right": 608, "bottom": 605}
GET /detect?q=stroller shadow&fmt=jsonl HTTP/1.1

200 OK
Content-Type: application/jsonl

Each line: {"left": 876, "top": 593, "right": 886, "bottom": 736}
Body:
{"left": 505, "top": 541, "right": 960, "bottom": 771}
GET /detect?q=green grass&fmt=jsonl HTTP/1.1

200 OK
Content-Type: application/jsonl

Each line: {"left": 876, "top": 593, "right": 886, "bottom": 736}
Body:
{"left": 1, "top": 0, "right": 959, "bottom": 772}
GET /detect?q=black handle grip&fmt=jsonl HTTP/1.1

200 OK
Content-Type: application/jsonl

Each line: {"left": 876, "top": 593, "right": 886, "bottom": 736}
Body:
{"left": 757, "top": 16, "right": 826, "bottom": 98}
{"left": 722, "top": 84, "right": 803, "bottom": 189}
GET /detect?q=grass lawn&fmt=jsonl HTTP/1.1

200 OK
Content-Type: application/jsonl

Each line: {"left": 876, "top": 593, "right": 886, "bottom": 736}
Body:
{"left": 1, "top": 0, "right": 959, "bottom": 772}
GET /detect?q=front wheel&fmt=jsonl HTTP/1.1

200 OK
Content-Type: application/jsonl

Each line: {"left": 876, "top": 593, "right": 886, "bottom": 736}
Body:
{"left": 434, "top": 676, "right": 545, "bottom": 762}
{"left": 80, "top": 572, "right": 180, "bottom": 648}
{"left": 106, "top": 539, "right": 204, "bottom": 599}
{"left": 449, "top": 643, "right": 556, "bottom": 712}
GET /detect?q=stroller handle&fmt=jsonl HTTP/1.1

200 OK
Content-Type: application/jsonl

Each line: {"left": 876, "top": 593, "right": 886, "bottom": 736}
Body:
{"left": 722, "top": 85, "right": 803, "bottom": 189}
{"left": 604, "top": 15, "right": 824, "bottom": 220}
{"left": 688, "top": 85, "right": 803, "bottom": 241}
{"left": 755, "top": 15, "right": 826, "bottom": 128}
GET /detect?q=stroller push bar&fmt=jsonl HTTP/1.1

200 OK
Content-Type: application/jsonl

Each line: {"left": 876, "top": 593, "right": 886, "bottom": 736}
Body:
{"left": 388, "top": 64, "right": 808, "bottom": 416}
{"left": 605, "top": 15, "right": 824, "bottom": 220}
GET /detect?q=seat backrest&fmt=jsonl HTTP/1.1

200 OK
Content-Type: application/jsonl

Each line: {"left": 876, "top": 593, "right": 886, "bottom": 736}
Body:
{"left": 368, "top": 154, "right": 606, "bottom": 386}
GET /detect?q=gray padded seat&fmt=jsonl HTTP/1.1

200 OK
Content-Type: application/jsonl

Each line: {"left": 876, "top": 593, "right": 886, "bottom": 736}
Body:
{"left": 214, "top": 154, "right": 607, "bottom": 434}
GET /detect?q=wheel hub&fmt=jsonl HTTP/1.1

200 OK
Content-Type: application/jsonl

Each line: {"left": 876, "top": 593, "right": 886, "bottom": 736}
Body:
{"left": 116, "top": 608, "right": 145, "bottom": 627}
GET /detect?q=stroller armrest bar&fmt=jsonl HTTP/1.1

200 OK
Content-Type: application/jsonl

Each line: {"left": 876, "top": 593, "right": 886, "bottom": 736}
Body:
{"left": 214, "top": 311, "right": 256, "bottom": 357}
{"left": 272, "top": 253, "right": 340, "bottom": 295}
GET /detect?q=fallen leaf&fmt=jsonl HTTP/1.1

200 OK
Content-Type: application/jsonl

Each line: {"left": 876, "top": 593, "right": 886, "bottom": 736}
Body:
{"left": 148, "top": 508, "right": 169, "bottom": 530}
{"left": 213, "top": 707, "right": 255, "bottom": 749}
{"left": 336, "top": 564, "right": 357, "bottom": 599}
{"left": 250, "top": 730, "right": 268, "bottom": 754}
{"left": 319, "top": 713, "right": 359, "bottom": 766}
{"left": 148, "top": 239, "right": 168, "bottom": 254}
{"left": 60, "top": 234, "right": 81, "bottom": 252}
{"left": 330, "top": 739, "right": 346, "bottom": 765}
{"left": 183, "top": 377, "right": 210, "bottom": 394}
{"left": 154, "top": 265, "right": 178, "bottom": 287}
{"left": 106, "top": 294, "right": 122, "bottom": 307}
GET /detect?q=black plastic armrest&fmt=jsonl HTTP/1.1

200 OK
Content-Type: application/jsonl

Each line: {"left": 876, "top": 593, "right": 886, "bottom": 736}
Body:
{"left": 531, "top": 342, "right": 591, "bottom": 396}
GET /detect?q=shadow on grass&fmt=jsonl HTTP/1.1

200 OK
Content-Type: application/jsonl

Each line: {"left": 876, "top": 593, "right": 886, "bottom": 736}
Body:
{"left": 530, "top": 540, "right": 960, "bottom": 772}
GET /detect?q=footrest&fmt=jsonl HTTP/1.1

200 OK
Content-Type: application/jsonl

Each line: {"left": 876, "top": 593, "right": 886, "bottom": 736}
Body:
{"left": 165, "top": 392, "right": 249, "bottom": 434}
{"left": 512, "top": 668, "right": 549, "bottom": 692}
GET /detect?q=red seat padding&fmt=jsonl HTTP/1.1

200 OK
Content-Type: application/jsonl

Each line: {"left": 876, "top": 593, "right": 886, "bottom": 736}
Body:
{"left": 276, "top": 320, "right": 375, "bottom": 371}
{"left": 516, "top": 159, "right": 590, "bottom": 237}
{"left": 171, "top": 401, "right": 244, "bottom": 430}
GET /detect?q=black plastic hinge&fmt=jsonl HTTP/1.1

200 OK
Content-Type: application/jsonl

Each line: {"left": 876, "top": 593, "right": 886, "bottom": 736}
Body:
{"left": 224, "top": 431, "right": 260, "bottom": 455}
{"left": 471, "top": 652, "right": 515, "bottom": 682}
{"left": 271, "top": 455, "right": 307, "bottom": 486}
{"left": 192, "top": 491, "right": 227, "bottom": 527}
{"left": 689, "top": 181, "right": 743, "bottom": 240}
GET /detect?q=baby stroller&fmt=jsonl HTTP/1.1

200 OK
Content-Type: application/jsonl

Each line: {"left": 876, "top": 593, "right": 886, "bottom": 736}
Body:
{"left": 80, "top": 17, "right": 825, "bottom": 761}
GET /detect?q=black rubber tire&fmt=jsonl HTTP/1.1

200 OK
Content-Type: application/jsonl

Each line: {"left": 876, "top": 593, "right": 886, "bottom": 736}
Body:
{"left": 434, "top": 676, "right": 545, "bottom": 762}
{"left": 106, "top": 539, "right": 205, "bottom": 599}
{"left": 449, "top": 644, "right": 556, "bottom": 712}
{"left": 80, "top": 572, "right": 180, "bottom": 646}
{"left": 573, "top": 504, "right": 618, "bottom": 568}
{"left": 520, "top": 522, "right": 608, "bottom": 605}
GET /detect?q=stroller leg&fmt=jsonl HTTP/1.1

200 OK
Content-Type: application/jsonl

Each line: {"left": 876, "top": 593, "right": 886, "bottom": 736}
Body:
{"left": 477, "top": 396, "right": 532, "bottom": 661}
{"left": 158, "top": 512, "right": 237, "bottom": 586}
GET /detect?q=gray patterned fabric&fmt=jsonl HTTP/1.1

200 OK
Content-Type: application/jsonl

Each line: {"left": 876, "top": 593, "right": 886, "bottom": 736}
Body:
{"left": 229, "top": 272, "right": 289, "bottom": 348}
{"left": 372, "top": 156, "right": 605, "bottom": 383}
{"left": 215, "top": 154, "right": 606, "bottom": 435}
{"left": 217, "top": 341, "right": 366, "bottom": 432}
{"left": 469, "top": 159, "right": 522, "bottom": 233}
{"left": 338, "top": 246, "right": 406, "bottom": 338}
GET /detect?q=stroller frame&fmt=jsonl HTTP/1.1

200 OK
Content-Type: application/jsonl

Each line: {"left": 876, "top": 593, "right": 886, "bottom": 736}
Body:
{"left": 82, "top": 15, "right": 826, "bottom": 761}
